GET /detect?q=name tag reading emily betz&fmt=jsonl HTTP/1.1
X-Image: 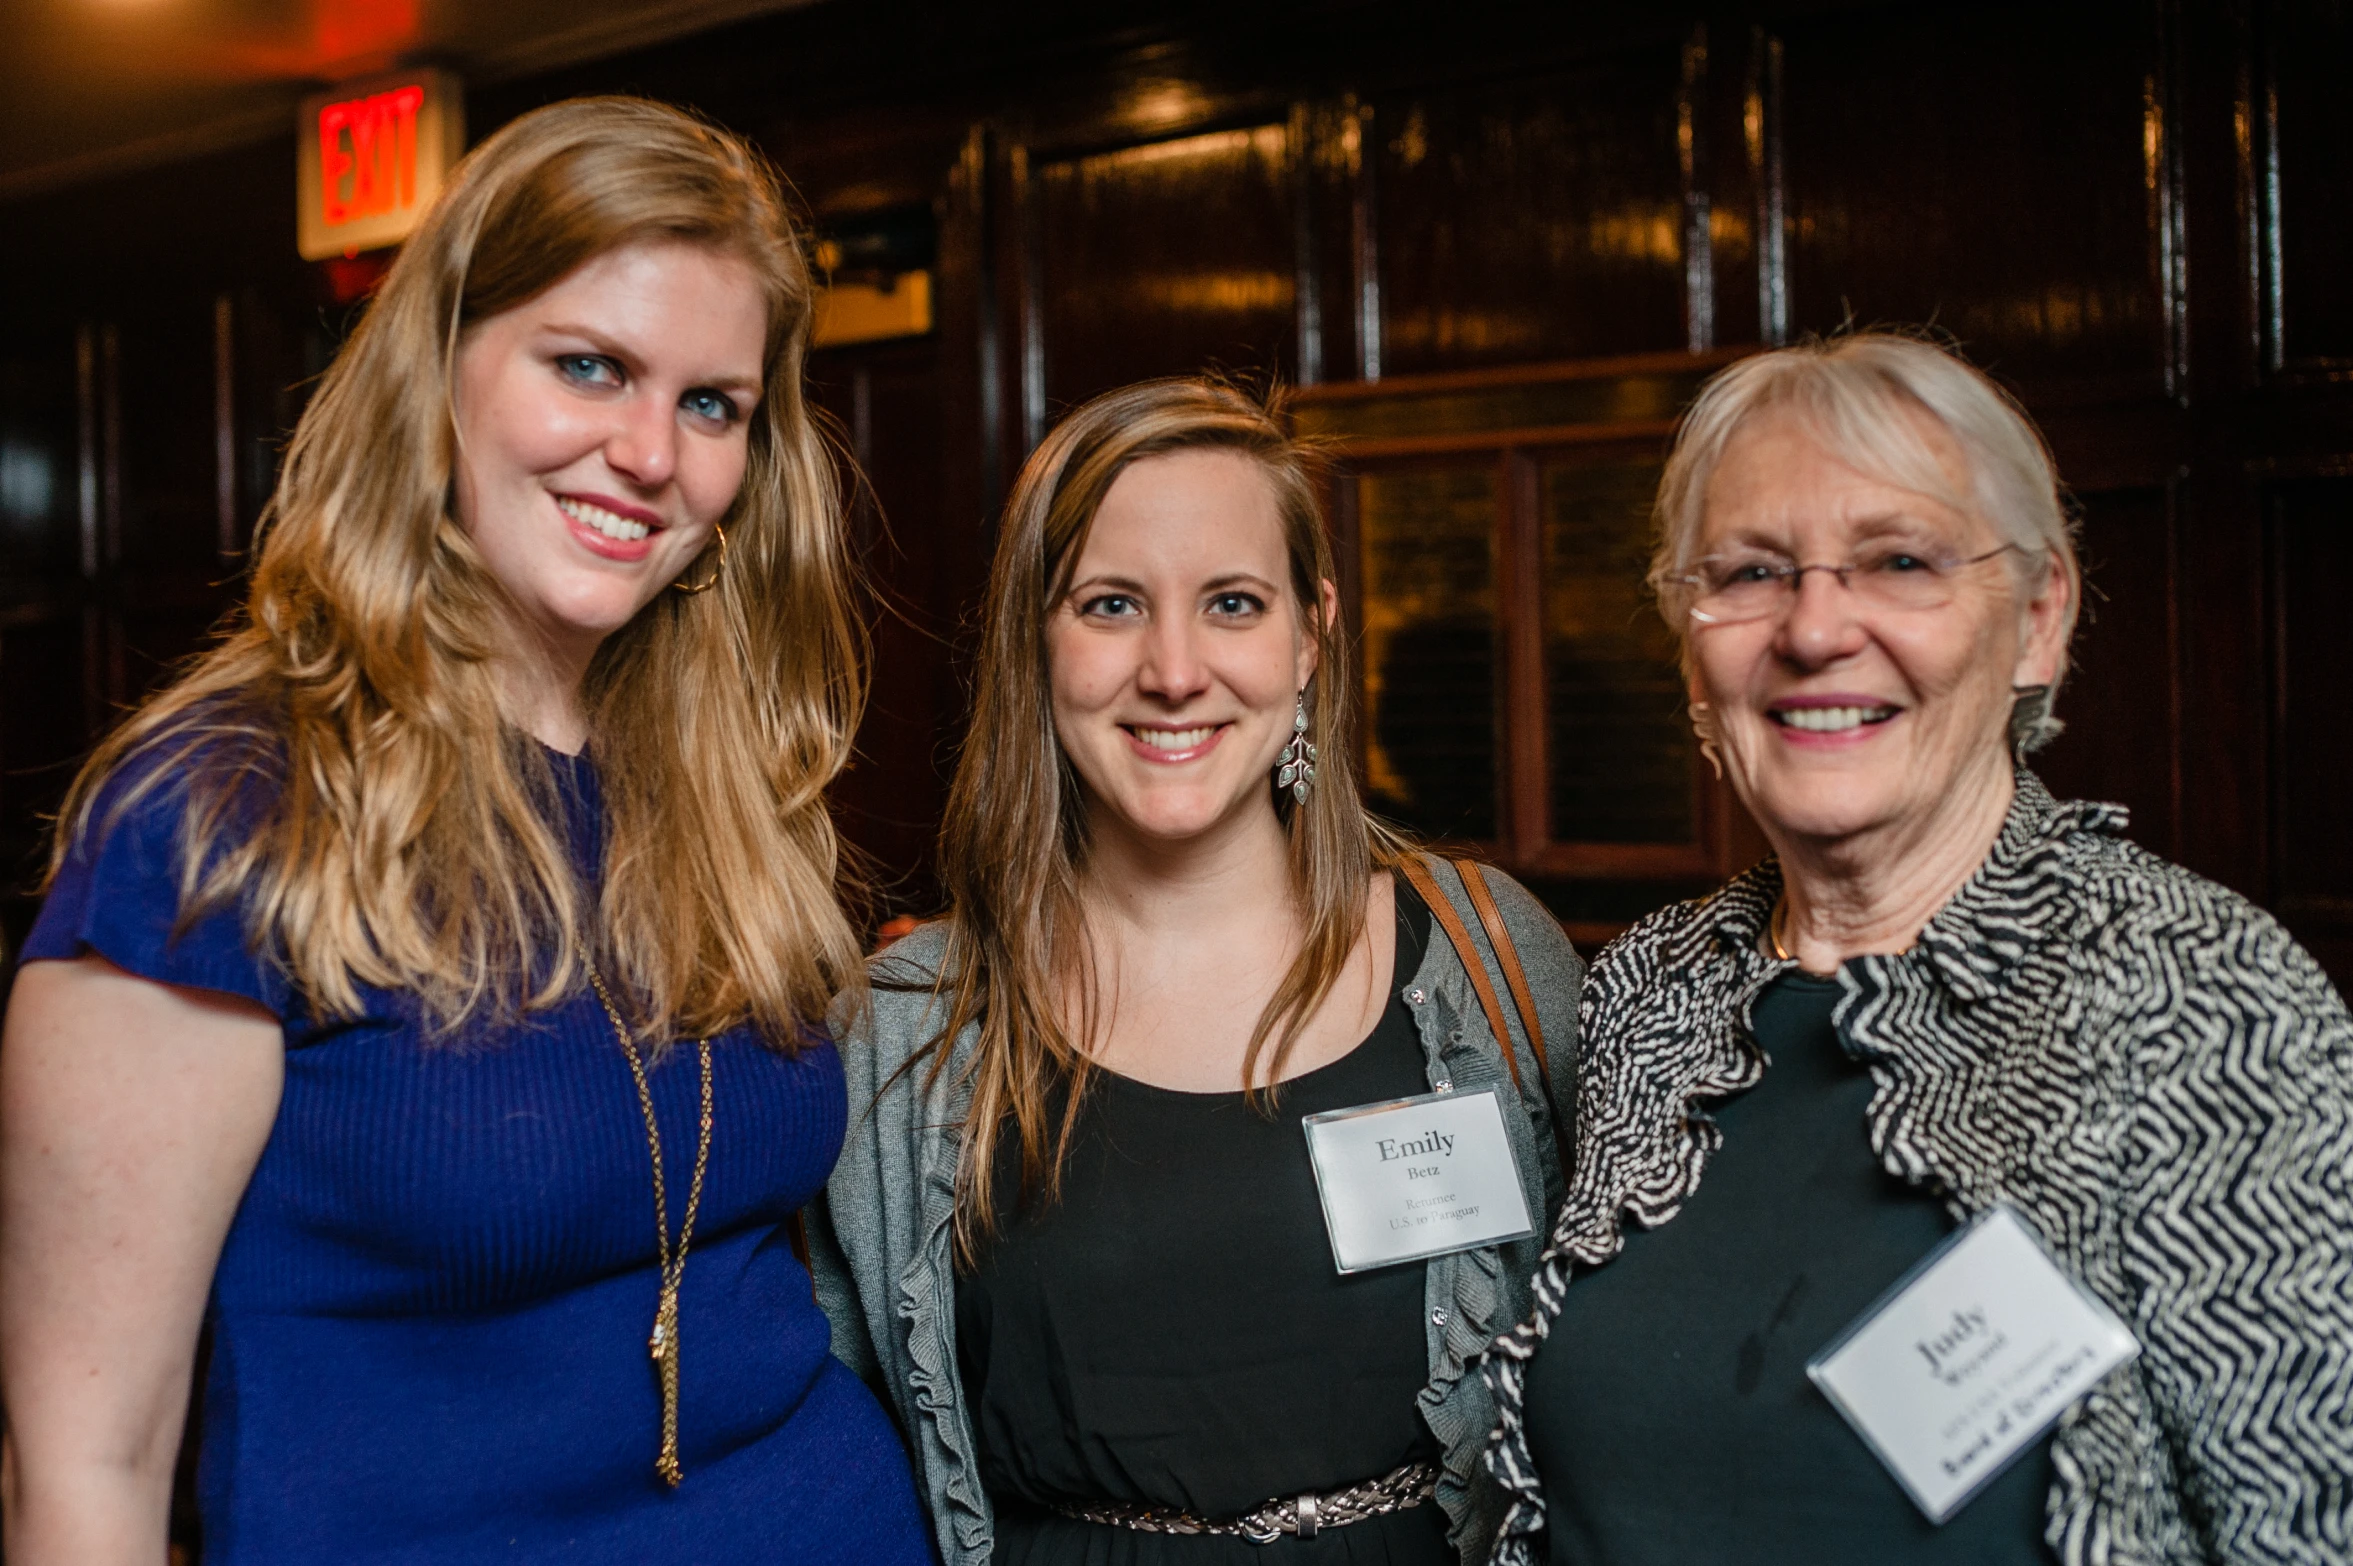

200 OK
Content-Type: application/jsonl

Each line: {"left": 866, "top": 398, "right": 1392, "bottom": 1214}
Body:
{"left": 1300, "top": 1088, "right": 1535, "bottom": 1274}
{"left": 1808, "top": 1206, "right": 2141, "bottom": 1524}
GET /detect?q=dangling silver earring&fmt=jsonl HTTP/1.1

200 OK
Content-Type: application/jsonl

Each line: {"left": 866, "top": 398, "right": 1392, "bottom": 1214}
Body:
{"left": 1275, "top": 692, "right": 1316, "bottom": 803}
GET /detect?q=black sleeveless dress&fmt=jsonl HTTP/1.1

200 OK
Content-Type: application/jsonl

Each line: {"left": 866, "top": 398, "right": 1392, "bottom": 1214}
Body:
{"left": 957, "top": 888, "right": 1453, "bottom": 1565}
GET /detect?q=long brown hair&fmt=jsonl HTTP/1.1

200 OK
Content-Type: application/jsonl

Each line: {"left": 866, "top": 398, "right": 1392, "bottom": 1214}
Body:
{"left": 925, "top": 377, "right": 1403, "bottom": 1261}
{"left": 53, "top": 96, "right": 865, "bottom": 1043}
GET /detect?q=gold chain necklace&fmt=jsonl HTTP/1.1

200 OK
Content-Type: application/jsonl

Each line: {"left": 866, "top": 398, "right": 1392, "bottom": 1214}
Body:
{"left": 1769, "top": 894, "right": 1795, "bottom": 961}
{"left": 586, "top": 965, "right": 714, "bottom": 1489}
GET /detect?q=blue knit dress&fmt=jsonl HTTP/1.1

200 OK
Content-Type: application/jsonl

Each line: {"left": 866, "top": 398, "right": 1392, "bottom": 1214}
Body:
{"left": 22, "top": 744, "right": 930, "bottom": 1564}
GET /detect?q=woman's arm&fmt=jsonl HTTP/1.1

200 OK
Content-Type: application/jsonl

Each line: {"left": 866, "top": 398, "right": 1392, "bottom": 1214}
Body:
{"left": 0, "top": 954, "right": 282, "bottom": 1566}
{"left": 804, "top": 1190, "right": 882, "bottom": 1385}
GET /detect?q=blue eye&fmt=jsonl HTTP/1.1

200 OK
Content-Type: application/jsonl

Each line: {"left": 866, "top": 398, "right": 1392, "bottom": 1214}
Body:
{"left": 682, "top": 389, "right": 741, "bottom": 426}
{"left": 1207, "top": 592, "right": 1264, "bottom": 618}
{"left": 1080, "top": 594, "right": 1140, "bottom": 619}
{"left": 557, "top": 354, "right": 621, "bottom": 388}
{"left": 1860, "top": 546, "right": 1942, "bottom": 576}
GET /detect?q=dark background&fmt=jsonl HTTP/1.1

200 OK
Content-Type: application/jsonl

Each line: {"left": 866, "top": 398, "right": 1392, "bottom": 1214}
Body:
{"left": 0, "top": 0, "right": 2347, "bottom": 991}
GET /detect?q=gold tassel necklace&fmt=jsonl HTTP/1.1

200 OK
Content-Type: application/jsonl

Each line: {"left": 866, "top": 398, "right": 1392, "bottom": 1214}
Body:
{"left": 587, "top": 965, "right": 714, "bottom": 1488}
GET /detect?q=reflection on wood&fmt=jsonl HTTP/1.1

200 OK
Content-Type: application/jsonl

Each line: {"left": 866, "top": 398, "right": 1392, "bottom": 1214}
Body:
{"left": 1780, "top": 4, "right": 2166, "bottom": 392}
{"left": 0, "top": 320, "right": 81, "bottom": 581}
{"left": 1294, "top": 352, "right": 1727, "bottom": 442}
{"left": 1355, "top": 464, "right": 1498, "bottom": 842}
{"left": 1377, "top": 48, "right": 1689, "bottom": 373}
{"left": 1034, "top": 124, "right": 1296, "bottom": 414}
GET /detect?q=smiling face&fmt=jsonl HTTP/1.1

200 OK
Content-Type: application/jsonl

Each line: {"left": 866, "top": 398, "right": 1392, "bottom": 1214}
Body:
{"left": 1047, "top": 448, "right": 1324, "bottom": 851}
{"left": 1687, "top": 408, "right": 2070, "bottom": 853}
{"left": 451, "top": 240, "right": 767, "bottom": 670}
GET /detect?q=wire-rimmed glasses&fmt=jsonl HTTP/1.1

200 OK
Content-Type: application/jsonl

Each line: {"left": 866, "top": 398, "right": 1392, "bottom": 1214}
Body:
{"left": 1666, "top": 542, "right": 2022, "bottom": 625}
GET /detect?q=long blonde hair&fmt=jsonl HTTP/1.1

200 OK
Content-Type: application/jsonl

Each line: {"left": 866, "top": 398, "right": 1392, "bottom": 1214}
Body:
{"left": 923, "top": 378, "right": 1402, "bottom": 1261}
{"left": 52, "top": 96, "right": 865, "bottom": 1044}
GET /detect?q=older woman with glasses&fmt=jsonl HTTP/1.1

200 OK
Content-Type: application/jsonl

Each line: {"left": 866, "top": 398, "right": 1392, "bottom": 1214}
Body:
{"left": 1483, "top": 333, "right": 2351, "bottom": 1566}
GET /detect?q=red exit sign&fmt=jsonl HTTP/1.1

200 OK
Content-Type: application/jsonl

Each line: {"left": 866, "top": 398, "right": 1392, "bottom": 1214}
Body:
{"left": 296, "top": 70, "right": 462, "bottom": 261}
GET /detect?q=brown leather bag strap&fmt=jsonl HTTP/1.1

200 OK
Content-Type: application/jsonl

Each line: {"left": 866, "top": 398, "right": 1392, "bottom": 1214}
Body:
{"left": 1394, "top": 855, "right": 1525, "bottom": 1097}
{"left": 1452, "top": 858, "right": 1548, "bottom": 1082}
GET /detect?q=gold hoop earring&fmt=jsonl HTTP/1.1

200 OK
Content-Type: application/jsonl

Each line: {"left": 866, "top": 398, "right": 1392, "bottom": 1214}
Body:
{"left": 671, "top": 524, "right": 727, "bottom": 596}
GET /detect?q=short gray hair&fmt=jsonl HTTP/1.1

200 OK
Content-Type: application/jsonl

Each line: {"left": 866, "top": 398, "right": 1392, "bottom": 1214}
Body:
{"left": 1649, "top": 331, "right": 2082, "bottom": 753}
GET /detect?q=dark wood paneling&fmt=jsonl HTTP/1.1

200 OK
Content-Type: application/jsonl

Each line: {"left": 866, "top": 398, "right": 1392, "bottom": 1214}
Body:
{"left": 0, "top": 321, "right": 96, "bottom": 942}
{"left": 1778, "top": 1, "right": 2171, "bottom": 394}
{"left": 809, "top": 335, "right": 959, "bottom": 919}
{"left": 2034, "top": 485, "right": 2182, "bottom": 858}
{"left": 1374, "top": 48, "right": 1688, "bottom": 376}
{"left": 1031, "top": 122, "right": 1298, "bottom": 421}
{"left": 0, "top": 320, "right": 85, "bottom": 585}
{"left": 0, "top": 0, "right": 2346, "bottom": 980}
{"left": 2261, "top": 0, "right": 2353, "bottom": 375}
{"left": 2268, "top": 479, "right": 2353, "bottom": 982}
{"left": 115, "top": 304, "right": 223, "bottom": 580}
{"left": 0, "top": 613, "right": 86, "bottom": 934}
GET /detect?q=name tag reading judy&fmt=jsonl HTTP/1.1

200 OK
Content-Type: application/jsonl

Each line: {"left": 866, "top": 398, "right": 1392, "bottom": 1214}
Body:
{"left": 1300, "top": 1088, "right": 1535, "bottom": 1274}
{"left": 1808, "top": 1205, "right": 2140, "bottom": 1524}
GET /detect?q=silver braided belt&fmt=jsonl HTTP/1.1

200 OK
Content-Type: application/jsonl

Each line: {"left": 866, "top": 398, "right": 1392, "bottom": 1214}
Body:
{"left": 1050, "top": 1460, "right": 1440, "bottom": 1545}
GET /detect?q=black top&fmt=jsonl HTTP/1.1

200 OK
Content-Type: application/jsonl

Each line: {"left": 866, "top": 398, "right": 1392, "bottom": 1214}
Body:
{"left": 958, "top": 885, "right": 1453, "bottom": 1565}
{"left": 1522, "top": 971, "right": 2055, "bottom": 1565}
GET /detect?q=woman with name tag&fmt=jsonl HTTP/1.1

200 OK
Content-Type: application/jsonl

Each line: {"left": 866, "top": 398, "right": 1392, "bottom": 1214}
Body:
{"left": 0, "top": 99, "right": 930, "bottom": 1563}
{"left": 1483, "top": 333, "right": 2352, "bottom": 1565}
{"left": 813, "top": 377, "right": 1584, "bottom": 1565}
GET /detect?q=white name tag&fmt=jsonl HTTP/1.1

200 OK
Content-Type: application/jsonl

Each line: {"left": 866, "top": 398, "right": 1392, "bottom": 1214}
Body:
{"left": 1808, "top": 1205, "right": 2140, "bottom": 1523}
{"left": 1300, "top": 1087, "right": 1535, "bottom": 1274}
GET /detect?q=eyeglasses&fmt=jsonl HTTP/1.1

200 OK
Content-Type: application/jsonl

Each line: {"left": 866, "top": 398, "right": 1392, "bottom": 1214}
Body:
{"left": 1667, "top": 542, "right": 2022, "bottom": 625}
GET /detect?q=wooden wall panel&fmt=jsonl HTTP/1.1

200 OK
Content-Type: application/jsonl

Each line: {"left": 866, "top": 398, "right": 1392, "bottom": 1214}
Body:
{"left": 115, "top": 304, "right": 223, "bottom": 580}
{"left": 2268, "top": 480, "right": 2353, "bottom": 979}
{"left": 809, "top": 337, "right": 960, "bottom": 917}
{"left": 1778, "top": 2, "right": 2170, "bottom": 394}
{"left": 1031, "top": 123, "right": 1297, "bottom": 423}
{"left": 0, "top": 322, "right": 97, "bottom": 944}
{"left": 2033, "top": 485, "right": 2182, "bottom": 858}
{"left": 1374, "top": 48, "right": 1687, "bottom": 375}
{"left": 111, "top": 301, "right": 246, "bottom": 709}
{"left": 2261, "top": 0, "right": 2353, "bottom": 374}
{"left": 0, "top": 617, "right": 88, "bottom": 934}
{"left": 0, "top": 0, "right": 2344, "bottom": 988}
{"left": 0, "top": 321, "right": 84, "bottom": 584}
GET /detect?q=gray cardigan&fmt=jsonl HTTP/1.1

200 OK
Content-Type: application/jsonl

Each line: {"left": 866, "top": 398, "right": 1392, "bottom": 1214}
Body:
{"left": 812, "top": 856, "right": 1583, "bottom": 1566}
